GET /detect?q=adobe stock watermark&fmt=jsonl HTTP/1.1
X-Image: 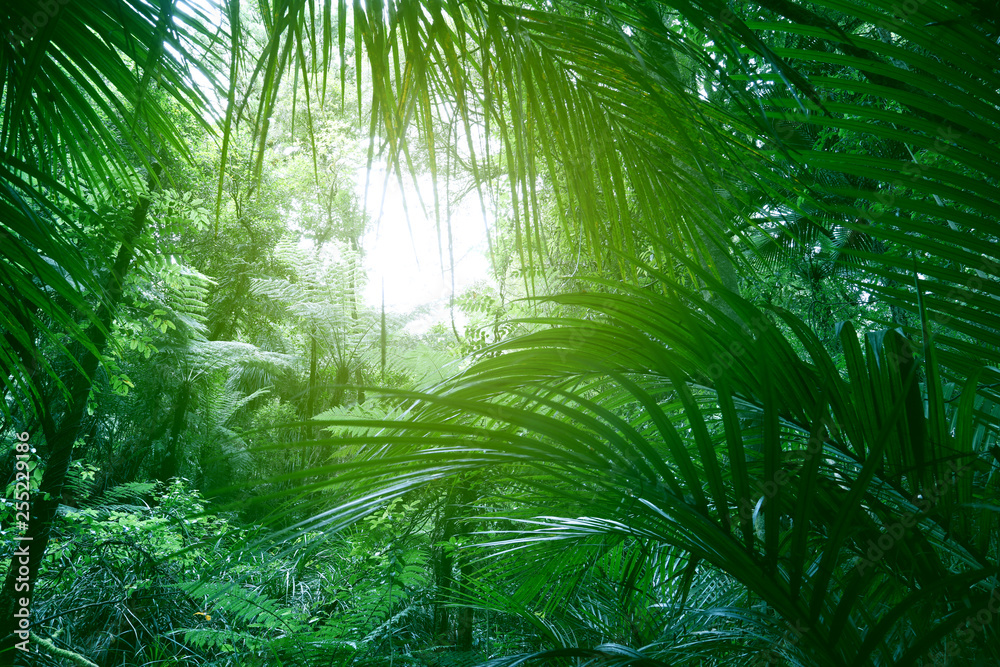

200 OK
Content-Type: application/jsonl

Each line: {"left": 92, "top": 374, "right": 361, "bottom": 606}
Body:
{"left": 11, "top": 431, "right": 34, "bottom": 652}
{"left": 704, "top": 312, "right": 783, "bottom": 381}
{"left": 912, "top": 587, "right": 1000, "bottom": 666}
{"left": 4, "top": 0, "right": 71, "bottom": 52}
{"left": 856, "top": 121, "right": 962, "bottom": 224}
{"left": 861, "top": 125, "right": 962, "bottom": 219}
{"left": 930, "top": 254, "right": 1000, "bottom": 328}
{"left": 751, "top": 617, "right": 810, "bottom": 666}
{"left": 735, "top": 415, "right": 837, "bottom": 525}
{"left": 855, "top": 458, "right": 974, "bottom": 576}
{"left": 877, "top": 0, "right": 930, "bottom": 30}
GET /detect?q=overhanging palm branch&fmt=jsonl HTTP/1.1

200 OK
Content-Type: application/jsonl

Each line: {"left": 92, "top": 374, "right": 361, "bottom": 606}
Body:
{"left": 218, "top": 5, "right": 1000, "bottom": 662}
{"left": 7, "top": 0, "right": 996, "bottom": 411}
{"left": 1, "top": 0, "right": 222, "bottom": 414}
{"left": 222, "top": 0, "right": 1000, "bottom": 390}
{"left": 306, "top": 262, "right": 998, "bottom": 664}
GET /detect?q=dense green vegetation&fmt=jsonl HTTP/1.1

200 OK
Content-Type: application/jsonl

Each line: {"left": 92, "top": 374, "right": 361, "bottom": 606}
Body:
{"left": 2, "top": 0, "right": 999, "bottom": 665}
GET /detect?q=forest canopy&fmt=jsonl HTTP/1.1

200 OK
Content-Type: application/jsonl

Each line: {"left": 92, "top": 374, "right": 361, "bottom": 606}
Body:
{"left": 1, "top": 0, "right": 999, "bottom": 665}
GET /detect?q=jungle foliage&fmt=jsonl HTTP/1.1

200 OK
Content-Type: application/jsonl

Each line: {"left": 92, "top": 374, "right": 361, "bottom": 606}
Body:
{"left": 1, "top": 0, "right": 999, "bottom": 665}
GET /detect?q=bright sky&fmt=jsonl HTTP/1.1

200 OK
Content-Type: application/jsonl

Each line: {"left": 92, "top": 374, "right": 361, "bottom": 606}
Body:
{"left": 180, "top": 0, "right": 494, "bottom": 328}
{"left": 358, "top": 164, "right": 493, "bottom": 329}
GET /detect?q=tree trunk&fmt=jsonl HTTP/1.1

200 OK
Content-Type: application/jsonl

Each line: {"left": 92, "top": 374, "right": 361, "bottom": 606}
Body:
{"left": 349, "top": 235, "right": 365, "bottom": 404}
{"left": 157, "top": 381, "right": 190, "bottom": 482}
{"left": 632, "top": 4, "right": 744, "bottom": 322}
{"left": 306, "top": 333, "right": 319, "bottom": 423}
{"left": 454, "top": 482, "right": 475, "bottom": 651}
{"left": 433, "top": 485, "right": 457, "bottom": 643}
{"left": 0, "top": 179, "right": 156, "bottom": 664}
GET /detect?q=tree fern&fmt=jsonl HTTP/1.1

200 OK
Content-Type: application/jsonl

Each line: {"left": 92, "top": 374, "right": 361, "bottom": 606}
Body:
{"left": 175, "top": 580, "right": 307, "bottom": 655}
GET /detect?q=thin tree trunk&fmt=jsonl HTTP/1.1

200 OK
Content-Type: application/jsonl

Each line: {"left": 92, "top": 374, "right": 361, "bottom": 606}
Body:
{"left": 434, "top": 485, "right": 458, "bottom": 643}
{"left": 454, "top": 482, "right": 475, "bottom": 651}
{"left": 0, "top": 177, "right": 157, "bottom": 664}
{"left": 349, "top": 235, "right": 365, "bottom": 404}
{"left": 306, "top": 332, "right": 318, "bottom": 424}
{"left": 633, "top": 4, "right": 744, "bottom": 321}
{"left": 157, "top": 381, "right": 190, "bottom": 482}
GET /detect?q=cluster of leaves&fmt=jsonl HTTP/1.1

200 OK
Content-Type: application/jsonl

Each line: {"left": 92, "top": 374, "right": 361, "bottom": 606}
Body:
{"left": 1, "top": 477, "right": 451, "bottom": 666}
